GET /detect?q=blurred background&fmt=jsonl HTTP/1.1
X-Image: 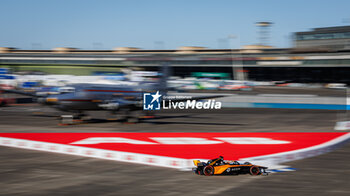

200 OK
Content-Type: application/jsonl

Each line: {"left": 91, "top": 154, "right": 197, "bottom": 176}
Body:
{"left": 1, "top": 0, "right": 350, "bottom": 195}
{"left": 1, "top": 0, "right": 350, "bottom": 96}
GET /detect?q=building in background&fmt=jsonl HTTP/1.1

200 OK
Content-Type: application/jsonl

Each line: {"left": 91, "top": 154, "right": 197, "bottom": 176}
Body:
{"left": 295, "top": 26, "right": 350, "bottom": 50}
{"left": 2, "top": 46, "right": 350, "bottom": 84}
{"left": 3, "top": 23, "right": 350, "bottom": 86}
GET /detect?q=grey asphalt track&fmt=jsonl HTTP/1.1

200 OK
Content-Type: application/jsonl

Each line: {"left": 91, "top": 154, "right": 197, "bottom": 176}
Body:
{"left": 0, "top": 106, "right": 349, "bottom": 195}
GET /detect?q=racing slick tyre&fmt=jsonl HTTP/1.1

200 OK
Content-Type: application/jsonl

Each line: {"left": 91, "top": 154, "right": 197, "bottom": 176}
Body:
{"left": 203, "top": 165, "right": 214, "bottom": 176}
{"left": 249, "top": 166, "right": 261, "bottom": 176}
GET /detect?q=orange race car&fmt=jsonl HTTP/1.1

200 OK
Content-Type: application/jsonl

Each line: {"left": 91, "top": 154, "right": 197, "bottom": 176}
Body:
{"left": 192, "top": 156, "right": 269, "bottom": 176}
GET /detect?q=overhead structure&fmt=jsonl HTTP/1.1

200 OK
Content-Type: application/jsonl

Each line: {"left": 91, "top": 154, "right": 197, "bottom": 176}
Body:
{"left": 256, "top": 22, "right": 273, "bottom": 46}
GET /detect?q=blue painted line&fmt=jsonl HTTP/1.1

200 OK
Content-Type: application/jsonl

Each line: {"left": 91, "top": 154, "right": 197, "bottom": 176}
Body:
{"left": 253, "top": 103, "right": 347, "bottom": 110}
{"left": 253, "top": 103, "right": 346, "bottom": 110}
{"left": 268, "top": 168, "right": 297, "bottom": 173}
{"left": 223, "top": 102, "right": 348, "bottom": 110}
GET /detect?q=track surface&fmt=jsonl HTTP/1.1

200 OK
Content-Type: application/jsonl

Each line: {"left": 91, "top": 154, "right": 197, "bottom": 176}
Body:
{"left": 0, "top": 105, "right": 347, "bottom": 132}
{"left": 189, "top": 86, "right": 347, "bottom": 97}
{"left": 0, "top": 106, "right": 349, "bottom": 195}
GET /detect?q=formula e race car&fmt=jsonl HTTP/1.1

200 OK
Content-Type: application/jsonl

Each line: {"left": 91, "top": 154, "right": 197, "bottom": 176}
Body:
{"left": 192, "top": 156, "right": 268, "bottom": 176}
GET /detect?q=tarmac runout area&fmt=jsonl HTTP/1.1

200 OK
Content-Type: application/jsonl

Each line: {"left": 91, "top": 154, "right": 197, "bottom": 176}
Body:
{"left": 0, "top": 105, "right": 349, "bottom": 195}
{"left": 0, "top": 105, "right": 347, "bottom": 132}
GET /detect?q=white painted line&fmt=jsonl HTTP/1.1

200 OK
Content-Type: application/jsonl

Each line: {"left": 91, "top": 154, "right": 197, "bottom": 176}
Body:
{"left": 334, "top": 121, "right": 350, "bottom": 131}
{"left": 257, "top": 61, "right": 302, "bottom": 66}
{"left": 241, "top": 132, "right": 350, "bottom": 164}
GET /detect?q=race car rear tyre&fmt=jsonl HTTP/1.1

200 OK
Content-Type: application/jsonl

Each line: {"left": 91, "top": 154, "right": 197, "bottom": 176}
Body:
{"left": 203, "top": 165, "right": 214, "bottom": 176}
{"left": 249, "top": 166, "right": 261, "bottom": 176}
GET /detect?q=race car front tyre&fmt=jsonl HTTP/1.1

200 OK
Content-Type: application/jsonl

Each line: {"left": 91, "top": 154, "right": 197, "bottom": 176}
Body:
{"left": 249, "top": 166, "right": 261, "bottom": 176}
{"left": 203, "top": 165, "right": 214, "bottom": 176}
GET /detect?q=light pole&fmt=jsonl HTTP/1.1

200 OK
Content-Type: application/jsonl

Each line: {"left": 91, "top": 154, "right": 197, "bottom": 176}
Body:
{"left": 228, "top": 35, "right": 245, "bottom": 81}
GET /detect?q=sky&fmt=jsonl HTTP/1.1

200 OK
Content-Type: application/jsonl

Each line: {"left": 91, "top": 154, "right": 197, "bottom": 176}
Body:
{"left": 0, "top": 0, "right": 349, "bottom": 50}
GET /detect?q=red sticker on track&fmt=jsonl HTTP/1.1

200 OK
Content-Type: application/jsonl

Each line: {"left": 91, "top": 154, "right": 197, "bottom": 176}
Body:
{"left": 0, "top": 132, "right": 348, "bottom": 161}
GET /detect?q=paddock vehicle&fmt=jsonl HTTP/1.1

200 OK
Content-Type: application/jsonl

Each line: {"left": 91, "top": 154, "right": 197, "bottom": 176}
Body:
{"left": 192, "top": 156, "right": 268, "bottom": 176}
